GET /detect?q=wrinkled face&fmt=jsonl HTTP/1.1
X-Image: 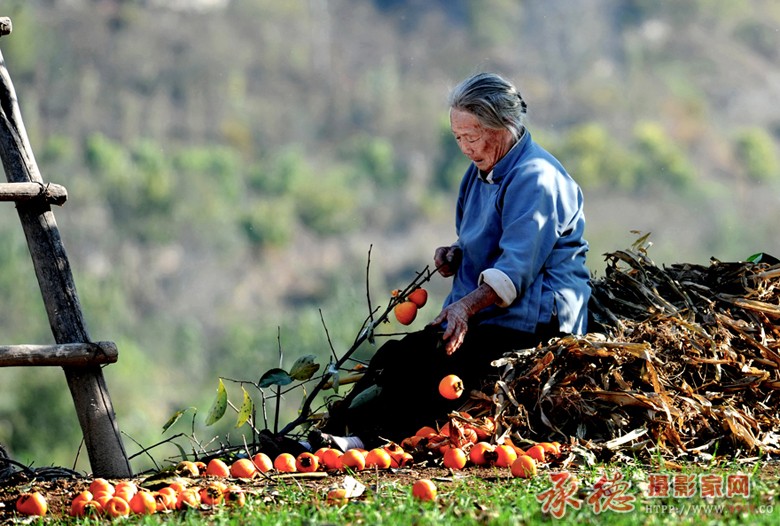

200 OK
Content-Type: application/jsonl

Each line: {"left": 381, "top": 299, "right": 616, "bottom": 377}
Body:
{"left": 450, "top": 108, "right": 515, "bottom": 173}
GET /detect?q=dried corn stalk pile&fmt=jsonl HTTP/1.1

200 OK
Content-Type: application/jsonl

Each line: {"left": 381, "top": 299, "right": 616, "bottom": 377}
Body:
{"left": 489, "top": 243, "right": 780, "bottom": 459}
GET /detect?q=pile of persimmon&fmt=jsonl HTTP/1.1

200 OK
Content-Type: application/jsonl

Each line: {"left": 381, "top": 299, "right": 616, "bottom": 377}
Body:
{"left": 392, "top": 287, "right": 428, "bottom": 325}
{"left": 254, "top": 444, "right": 414, "bottom": 476}
{"left": 64, "top": 460, "right": 252, "bottom": 518}
{"left": 399, "top": 410, "right": 563, "bottom": 479}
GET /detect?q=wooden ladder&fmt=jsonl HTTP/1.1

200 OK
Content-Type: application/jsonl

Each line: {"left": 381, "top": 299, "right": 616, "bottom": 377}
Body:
{"left": 0, "top": 17, "right": 131, "bottom": 478}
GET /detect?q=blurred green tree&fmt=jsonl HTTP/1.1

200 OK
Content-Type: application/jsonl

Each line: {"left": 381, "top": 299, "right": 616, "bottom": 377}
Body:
{"left": 632, "top": 121, "right": 697, "bottom": 192}
{"left": 432, "top": 116, "right": 469, "bottom": 193}
{"left": 734, "top": 127, "right": 780, "bottom": 183}
{"left": 240, "top": 197, "right": 296, "bottom": 250}
{"left": 556, "top": 123, "right": 638, "bottom": 191}
{"left": 341, "top": 134, "right": 405, "bottom": 189}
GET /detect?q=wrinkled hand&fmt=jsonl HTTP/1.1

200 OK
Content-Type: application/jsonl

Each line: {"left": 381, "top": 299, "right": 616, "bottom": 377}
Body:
{"left": 434, "top": 246, "right": 462, "bottom": 277}
{"left": 430, "top": 300, "right": 471, "bottom": 355}
{"left": 429, "top": 282, "right": 500, "bottom": 356}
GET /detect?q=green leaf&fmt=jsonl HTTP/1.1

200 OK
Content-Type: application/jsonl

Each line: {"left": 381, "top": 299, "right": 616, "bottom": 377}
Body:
{"left": 172, "top": 442, "right": 189, "bottom": 462}
{"left": 289, "top": 354, "right": 320, "bottom": 381}
{"left": 162, "top": 407, "right": 195, "bottom": 433}
{"left": 746, "top": 252, "right": 779, "bottom": 264}
{"left": 205, "top": 379, "right": 228, "bottom": 426}
{"left": 348, "top": 384, "right": 382, "bottom": 409}
{"left": 258, "top": 368, "right": 293, "bottom": 388}
{"left": 298, "top": 386, "right": 308, "bottom": 417}
{"left": 236, "top": 387, "right": 253, "bottom": 428}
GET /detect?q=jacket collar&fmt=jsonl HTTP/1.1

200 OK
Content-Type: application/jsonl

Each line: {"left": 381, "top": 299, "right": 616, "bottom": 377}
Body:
{"left": 479, "top": 129, "right": 530, "bottom": 184}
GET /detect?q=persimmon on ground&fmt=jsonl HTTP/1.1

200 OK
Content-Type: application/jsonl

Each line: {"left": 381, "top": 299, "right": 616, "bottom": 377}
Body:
{"left": 176, "top": 488, "right": 202, "bottom": 510}
{"left": 539, "top": 441, "right": 561, "bottom": 457}
{"left": 273, "top": 452, "right": 297, "bottom": 473}
{"left": 461, "top": 426, "right": 478, "bottom": 445}
{"left": 315, "top": 447, "right": 343, "bottom": 471}
{"left": 469, "top": 442, "right": 495, "bottom": 466}
{"left": 129, "top": 491, "right": 157, "bottom": 515}
{"left": 199, "top": 484, "right": 225, "bottom": 506}
{"left": 415, "top": 425, "right": 437, "bottom": 438}
{"left": 158, "top": 487, "right": 178, "bottom": 500}
{"left": 442, "top": 447, "right": 468, "bottom": 470}
{"left": 71, "top": 490, "right": 92, "bottom": 506}
{"left": 16, "top": 492, "right": 48, "bottom": 516}
{"left": 326, "top": 488, "right": 348, "bottom": 506}
{"left": 525, "top": 444, "right": 546, "bottom": 463}
{"left": 176, "top": 460, "right": 200, "bottom": 477}
{"left": 493, "top": 444, "right": 518, "bottom": 468}
{"left": 94, "top": 492, "right": 114, "bottom": 509}
{"left": 104, "top": 496, "right": 131, "bottom": 518}
{"left": 393, "top": 451, "right": 415, "bottom": 467}
{"left": 168, "top": 481, "right": 188, "bottom": 494}
{"left": 438, "top": 374, "right": 464, "bottom": 400}
{"left": 114, "top": 488, "right": 134, "bottom": 503}
{"left": 114, "top": 481, "right": 137, "bottom": 502}
{"left": 205, "top": 458, "right": 231, "bottom": 477}
{"left": 252, "top": 452, "right": 274, "bottom": 473}
{"left": 511, "top": 455, "right": 538, "bottom": 478}
{"left": 340, "top": 449, "right": 366, "bottom": 471}
{"left": 230, "top": 458, "right": 258, "bottom": 478}
{"left": 295, "top": 452, "right": 320, "bottom": 473}
{"left": 225, "top": 487, "right": 246, "bottom": 507}
{"left": 209, "top": 480, "right": 229, "bottom": 493}
{"left": 412, "top": 479, "right": 437, "bottom": 501}
{"left": 70, "top": 498, "right": 100, "bottom": 517}
{"left": 155, "top": 489, "right": 177, "bottom": 512}
{"left": 88, "top": 478, "right": 114, "bottom": 496}
{"left": 365, "top": 448, "right": 393, "bottom": 469}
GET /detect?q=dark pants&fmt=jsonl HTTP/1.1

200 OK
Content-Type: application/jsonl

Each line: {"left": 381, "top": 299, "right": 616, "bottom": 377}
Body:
{"left": 321, "top": 321, "right": 561, "bottom": 448}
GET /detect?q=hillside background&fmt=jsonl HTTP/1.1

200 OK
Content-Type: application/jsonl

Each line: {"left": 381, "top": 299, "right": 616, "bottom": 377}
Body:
{"left": 1, "top": 0, "right": 779, "bottom": 472}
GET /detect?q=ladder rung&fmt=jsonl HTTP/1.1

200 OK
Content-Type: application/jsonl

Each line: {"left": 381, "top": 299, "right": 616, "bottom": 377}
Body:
{"left": 0, "top": 341, "right": 117, "bottom": 367}
{"left": 0, "top": 182, "right": 67, "bottom": 205}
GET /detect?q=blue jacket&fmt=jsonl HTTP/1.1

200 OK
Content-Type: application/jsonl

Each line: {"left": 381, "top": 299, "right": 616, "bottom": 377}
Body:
{"left": 443, "top": 130, "right": 590, "bottom": 335}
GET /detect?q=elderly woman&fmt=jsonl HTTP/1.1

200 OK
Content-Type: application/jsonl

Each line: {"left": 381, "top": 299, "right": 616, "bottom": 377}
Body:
{"left": 312, "top": 72, "right": 590, "bottom": 452}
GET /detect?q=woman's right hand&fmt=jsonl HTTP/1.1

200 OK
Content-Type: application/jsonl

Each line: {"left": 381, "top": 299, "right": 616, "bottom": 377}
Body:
{"left": 434, "top": 246, "right": 462, "bottom": 277}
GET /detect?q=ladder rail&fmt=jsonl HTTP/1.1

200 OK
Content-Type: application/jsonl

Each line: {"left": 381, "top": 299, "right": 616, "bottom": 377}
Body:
{"left": 0, "top": 38, "right": 131, "bottom": 477}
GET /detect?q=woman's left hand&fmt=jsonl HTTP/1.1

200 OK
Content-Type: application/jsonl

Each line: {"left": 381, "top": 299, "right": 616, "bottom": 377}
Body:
{"left": 430, "top": 301, "right": 471, "bottom": 355}
{"left": 429, "top": 282, "right": 500, "bottom": 355}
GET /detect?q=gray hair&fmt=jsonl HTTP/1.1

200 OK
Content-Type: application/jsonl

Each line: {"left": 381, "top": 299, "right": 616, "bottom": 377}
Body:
{"left": 448, "top": 73, "right": 528, "bottom": 140}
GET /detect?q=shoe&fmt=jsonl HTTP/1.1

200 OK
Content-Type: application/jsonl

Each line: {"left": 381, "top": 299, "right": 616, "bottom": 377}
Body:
{"left": 255, "top": 429, "right": 308, "bottom": 457}
{"left": 307, "top": 429, "right": 365, "bottom": 452}
{"left": 307, "top": 429, "right": 336, "bottom": 451}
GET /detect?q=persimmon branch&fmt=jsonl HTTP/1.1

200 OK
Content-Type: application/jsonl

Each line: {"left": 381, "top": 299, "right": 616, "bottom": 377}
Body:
{"left": 319, "top": 308, "right": 339, "bottom": 363}
{"left": 278, "top": 248, "right": 438, "bottom": 437}
{"left": 274, "top": 328, "right": 283, "bottom": 434}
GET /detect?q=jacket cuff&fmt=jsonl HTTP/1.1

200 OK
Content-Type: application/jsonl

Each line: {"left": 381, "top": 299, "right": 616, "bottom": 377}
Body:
{"left": 478, "top": 268, "right": 517, "bottom": 308}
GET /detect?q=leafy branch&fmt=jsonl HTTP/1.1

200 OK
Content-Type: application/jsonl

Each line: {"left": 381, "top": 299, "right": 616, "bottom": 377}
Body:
{"left": 162, "top": 245, "right": 439, "bottom": 453}
{"left": 278, "top": 245, "right": 437, "bottom": 436}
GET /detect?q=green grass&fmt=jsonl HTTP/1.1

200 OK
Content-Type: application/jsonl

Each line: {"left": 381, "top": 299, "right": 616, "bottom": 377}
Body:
{"left": 47, "top": 461, "right": 780, "bottom": 525}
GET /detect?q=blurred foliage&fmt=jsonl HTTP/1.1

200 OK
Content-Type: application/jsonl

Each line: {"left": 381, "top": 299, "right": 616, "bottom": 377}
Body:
{"left": 554, "top": 123, "right": 638, "bottom": 191}
{"left": 734, "top": 127, "right": 780, "bottom": 183}
{"left": 632, "top": 121, "right": 698, "bottom": 192}
{"left": 0, "top": 0, "right": 778, "bottom": 471}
